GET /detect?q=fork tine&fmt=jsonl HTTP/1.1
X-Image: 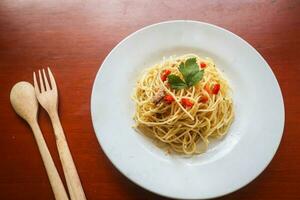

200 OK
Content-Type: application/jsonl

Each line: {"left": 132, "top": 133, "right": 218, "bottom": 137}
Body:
{"left": 47, "top": 67, "right": 57, "bottom": 91}
{"left": 38, "top": 70, "right": 45, "bottom": 92}
{"left": 33, "top": 72, "right": 40, "bottom": 94}
{"left": 42, "top": 68, "right": 51, "bottom": 91}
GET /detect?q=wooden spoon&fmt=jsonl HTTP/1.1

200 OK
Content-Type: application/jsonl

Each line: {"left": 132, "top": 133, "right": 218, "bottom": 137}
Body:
{"left": 10, "top": 81, "right": 69, "bottom": 200}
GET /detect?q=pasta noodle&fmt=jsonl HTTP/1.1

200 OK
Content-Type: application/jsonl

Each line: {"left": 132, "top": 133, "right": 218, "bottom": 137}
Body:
{"left": 132, "top": 54, "right": 234, "bottom": 155}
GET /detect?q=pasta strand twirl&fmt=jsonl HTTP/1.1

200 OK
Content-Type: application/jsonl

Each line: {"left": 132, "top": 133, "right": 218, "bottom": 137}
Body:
{"left": 132, "top": 54, "right": 234, "bottom": 155}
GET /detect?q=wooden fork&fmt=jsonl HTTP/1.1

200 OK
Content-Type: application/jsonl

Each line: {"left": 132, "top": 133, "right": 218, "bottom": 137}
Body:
{"left": 33, "top": 68, "right": 86, "bottom": 200}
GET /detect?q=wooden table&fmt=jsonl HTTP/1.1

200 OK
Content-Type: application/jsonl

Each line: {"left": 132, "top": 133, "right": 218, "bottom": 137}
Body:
{"left": 0, "top": 0, "right": 299, "bottom": 199}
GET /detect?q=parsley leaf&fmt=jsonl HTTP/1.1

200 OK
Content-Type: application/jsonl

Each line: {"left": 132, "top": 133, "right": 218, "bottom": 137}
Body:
{"left": 179, "top": 58, "right": 199, "bottom": 80}
{"left": 186, "top": 70, "right": 204, "bottom": 87}
{"left": 167, "top": 57, "right": 204, "bottom": 89}
{"left": 167, "top": 74, "right": 187, "bottom": 89}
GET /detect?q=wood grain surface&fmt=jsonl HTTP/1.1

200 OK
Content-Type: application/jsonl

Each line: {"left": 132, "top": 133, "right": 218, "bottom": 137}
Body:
{"left": 0, "top": 0, "right": 299, "bottom": 199}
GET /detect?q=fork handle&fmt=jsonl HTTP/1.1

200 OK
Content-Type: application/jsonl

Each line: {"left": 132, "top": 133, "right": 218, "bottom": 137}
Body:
{"left": 30, "top": 122, "right": 69, "bottom": 200}
{"left": 50, "top": 112, "right": 87, "bottom": 200}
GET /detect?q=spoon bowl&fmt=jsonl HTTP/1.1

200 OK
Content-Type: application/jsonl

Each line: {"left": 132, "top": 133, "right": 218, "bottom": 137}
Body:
{"left": 10, "top": 81, "right": 38, "bottom": 123}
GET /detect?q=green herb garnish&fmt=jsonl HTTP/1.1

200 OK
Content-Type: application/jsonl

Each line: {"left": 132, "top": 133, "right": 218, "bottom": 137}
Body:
{"left": 168, "top": 57, "right": 204, "bottom": 89}
{"left": 167, "top": 74, "right": 188, "bottom": 89}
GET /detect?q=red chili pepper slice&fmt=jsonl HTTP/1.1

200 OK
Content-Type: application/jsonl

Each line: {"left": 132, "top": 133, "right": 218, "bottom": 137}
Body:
{"left": 199, "top": 95, "right": 209, "bottom": 103}
{"left": 181, "top": 98, "right": 194, "bottom": 108}
{"left": 200, "top": 62, "right": 207, "bottom": 68}
{"left": 161, "top": 69, "right": 171, "bottom": 82}
{"left": 212, "top": 84, "right": 220, "bottom": 94}
{"left": 164, "top": 94, "right": 174, "bottom": 104}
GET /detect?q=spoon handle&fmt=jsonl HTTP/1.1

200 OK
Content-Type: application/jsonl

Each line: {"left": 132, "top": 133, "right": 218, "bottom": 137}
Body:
{"left": 49, "top": 111, "right": 86, "bottom": 200}
{"left": 31, "top": 122, "right": 69, "bottom": 200}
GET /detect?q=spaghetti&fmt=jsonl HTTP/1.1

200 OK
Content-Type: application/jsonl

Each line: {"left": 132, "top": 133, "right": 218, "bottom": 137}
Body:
{"left": 132, "top": 54, "right": 234, "bottom": 155}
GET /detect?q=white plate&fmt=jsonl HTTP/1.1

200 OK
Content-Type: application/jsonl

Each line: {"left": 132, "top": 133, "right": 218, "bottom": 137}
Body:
{"left": 91, "top": 21, "right": 285, "bottom": 199}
